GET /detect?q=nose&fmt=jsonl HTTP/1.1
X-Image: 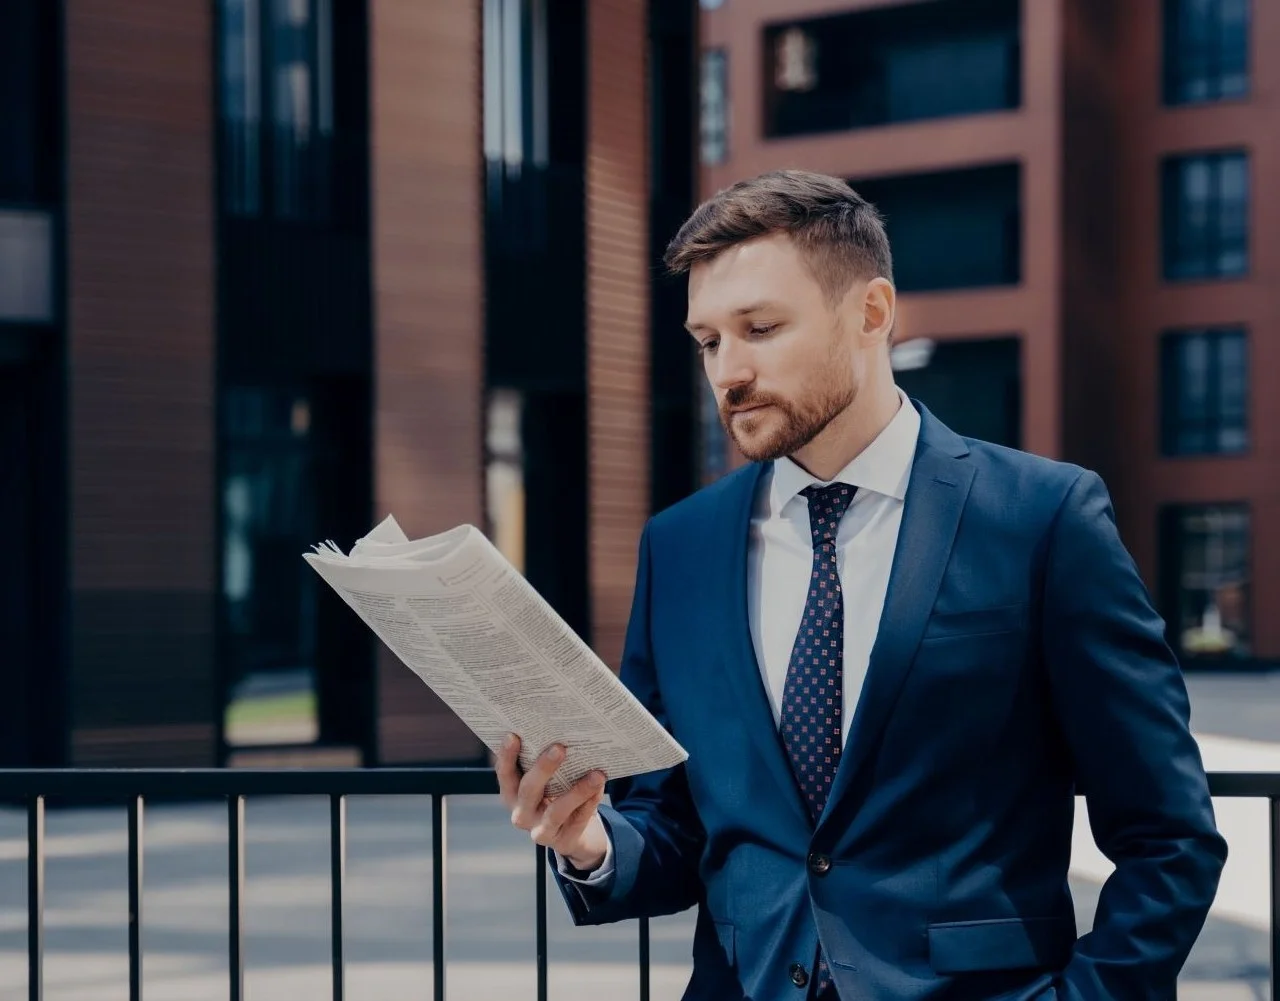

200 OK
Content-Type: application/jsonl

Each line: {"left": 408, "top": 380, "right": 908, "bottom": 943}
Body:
{"left": 707, "top": 338, "right": 754, "bottom": 392}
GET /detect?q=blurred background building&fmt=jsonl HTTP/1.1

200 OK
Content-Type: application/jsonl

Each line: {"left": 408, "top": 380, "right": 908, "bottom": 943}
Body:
{"left": 0, "top": 0, "right": 1274, "bottom": 770}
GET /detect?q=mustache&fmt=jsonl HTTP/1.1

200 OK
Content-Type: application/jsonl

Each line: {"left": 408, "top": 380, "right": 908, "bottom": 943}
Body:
{"left": 722, "top": 386, "right": 783, "bottom": 411}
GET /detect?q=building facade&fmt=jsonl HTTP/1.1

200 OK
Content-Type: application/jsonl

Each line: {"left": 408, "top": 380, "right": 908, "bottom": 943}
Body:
{"left": 1, "top": 0, "right": 1273, "bottom": 769}
{"left": 697, "top": 0, "right": 1277, "bottom": 669}
{"left": 0, "top": 0, "right": 699, "bottom": 768}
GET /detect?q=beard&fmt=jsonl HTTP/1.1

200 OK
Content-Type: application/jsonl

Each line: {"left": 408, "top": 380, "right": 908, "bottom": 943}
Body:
{"left": 720, "top": 371, "right": 856, "bottom": 463}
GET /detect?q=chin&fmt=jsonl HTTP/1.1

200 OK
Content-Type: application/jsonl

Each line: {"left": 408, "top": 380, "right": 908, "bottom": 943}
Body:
{"left": 732, "top": 431, "right": 786, "bottom": 463}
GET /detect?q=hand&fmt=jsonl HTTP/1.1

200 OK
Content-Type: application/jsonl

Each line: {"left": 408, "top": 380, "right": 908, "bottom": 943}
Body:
{"left": 496, "top": 734, "right": 609, "bottom": 872}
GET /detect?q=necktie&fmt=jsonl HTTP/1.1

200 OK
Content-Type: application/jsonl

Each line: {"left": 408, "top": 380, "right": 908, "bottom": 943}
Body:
{"left": 780, "top": 481, "right": 855, "bottom": 999}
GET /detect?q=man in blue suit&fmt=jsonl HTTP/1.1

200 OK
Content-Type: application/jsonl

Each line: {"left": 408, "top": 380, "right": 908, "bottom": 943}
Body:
{"left": 496, "top": 170, "right": 1227, "bottom": 1000}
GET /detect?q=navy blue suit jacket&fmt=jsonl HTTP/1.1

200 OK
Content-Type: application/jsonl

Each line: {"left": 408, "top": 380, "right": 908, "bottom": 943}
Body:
{"left": 554, "top": 404, "right": 1226, "bottom": 1001}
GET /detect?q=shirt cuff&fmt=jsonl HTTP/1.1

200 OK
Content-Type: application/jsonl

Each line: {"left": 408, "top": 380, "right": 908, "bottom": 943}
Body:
{"left": 554, "top": 832, "right": 616, "bottom": 886}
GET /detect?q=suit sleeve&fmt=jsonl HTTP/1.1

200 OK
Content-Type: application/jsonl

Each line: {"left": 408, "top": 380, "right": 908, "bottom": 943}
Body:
{"left": 1043, "top": 471, "right": 1228, "bottom": 1000}
{"left": 551, "top": 519, "right": 707, "bottom": 924}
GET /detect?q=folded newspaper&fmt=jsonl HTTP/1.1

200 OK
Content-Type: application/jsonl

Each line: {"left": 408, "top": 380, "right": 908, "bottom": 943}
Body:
{"left": 303, "top": 515, "right": 688, "bottom": 795}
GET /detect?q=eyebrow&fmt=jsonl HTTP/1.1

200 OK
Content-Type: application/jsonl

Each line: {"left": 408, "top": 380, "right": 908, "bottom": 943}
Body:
{"left": 683, "top": 301, "right": 779, "bottom": 334}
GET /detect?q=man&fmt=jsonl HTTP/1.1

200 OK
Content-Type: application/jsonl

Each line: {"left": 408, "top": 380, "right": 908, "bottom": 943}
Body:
{"left": 496, "top": 170, "right": 1227, "bottom": 1000}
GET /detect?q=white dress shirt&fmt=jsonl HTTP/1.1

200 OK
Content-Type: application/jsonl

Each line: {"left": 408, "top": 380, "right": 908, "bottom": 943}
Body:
{"left": 558, "top": 390, "right": 923, "bottom": 885}
{"left": 747, "top": 389, "right": 921, "bottom": 741}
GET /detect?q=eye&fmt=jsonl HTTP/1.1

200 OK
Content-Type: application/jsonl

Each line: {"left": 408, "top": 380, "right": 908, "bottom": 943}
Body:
{"left": 697, "top": 338, "right": 719, "bottom": 355}
{"left": 747, "top": 322, "right": 779, "bottom": 336}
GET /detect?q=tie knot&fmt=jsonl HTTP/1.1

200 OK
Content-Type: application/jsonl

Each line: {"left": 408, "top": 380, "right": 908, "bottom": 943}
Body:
{"left": 801, "top": 482, "right": 856, "bottom": 545}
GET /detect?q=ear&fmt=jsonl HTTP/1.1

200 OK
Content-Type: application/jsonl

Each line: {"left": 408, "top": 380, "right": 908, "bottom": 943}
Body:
{"left": 861, "top": 277, "right": 896, "bottom": 345}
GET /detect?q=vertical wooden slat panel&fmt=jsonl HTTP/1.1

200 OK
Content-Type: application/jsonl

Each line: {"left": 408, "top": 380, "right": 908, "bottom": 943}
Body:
{"left": 588, "top": 0, "right": 652, "bottom": 670}
{"left": 370, "top": 1, "right": 486, "bottom": 761}
{"left": 64, "top": 0, "right": 217, "bottom": 765}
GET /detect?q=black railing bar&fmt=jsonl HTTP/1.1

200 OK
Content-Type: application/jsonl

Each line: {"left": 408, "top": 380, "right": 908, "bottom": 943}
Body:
{"left": 331, "top": 794, "right": 346, "bottom": 1001}
{"left": 639, "top": 917, "right": 650, "bottom": 1001}
{"left": 1271, "top": 797, "right": 1278, "bottom": 1001}
{"left": 0, "top": 768, "right": 498, "bottom": 800}
{"left": 127, "top": 796, "right": 143, "bottom": 1001}
{"left": 1208, "top": 773, "right": 1280, "bottom": 797}
{"left": 432, "top": 793, "right": 446, "bottom": 1001}
{"left": 27, "top": 796, "right": 43, "bottom": 1001}
{"left": 228, "top": 796, "right": 245, "bottom": 1001}
{"left": 536, "top": 845, "right": 548, "bottom": 1001}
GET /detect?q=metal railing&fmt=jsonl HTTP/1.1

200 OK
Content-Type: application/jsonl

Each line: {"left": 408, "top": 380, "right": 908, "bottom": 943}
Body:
{"left": 0, "top": 769, "right": 1276, "bottom": 1001}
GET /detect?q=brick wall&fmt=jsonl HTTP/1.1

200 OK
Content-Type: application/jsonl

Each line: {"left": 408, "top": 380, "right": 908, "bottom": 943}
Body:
{"left": 64, "top": 0, "right": 218, "bottom": 766}
{"left": 587, "top": 0, "right": 652, "bottom": 670}
{"left": 370, "top": 1, "right": 487, "bottom": 762}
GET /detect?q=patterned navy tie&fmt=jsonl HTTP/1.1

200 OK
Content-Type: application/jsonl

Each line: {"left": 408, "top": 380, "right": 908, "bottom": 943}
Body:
{"left": 780, "top": 481, "right": 856, "bottom": 999}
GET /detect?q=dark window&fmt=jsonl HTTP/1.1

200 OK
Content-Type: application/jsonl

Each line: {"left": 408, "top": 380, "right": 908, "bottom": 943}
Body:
{"left": 1160, "top": 327, "right": 1247, "bottom": 456}
{"left": 696, "top": 375, "right": 729, "bottom": 487}
{"left": 218, "top": 0, "right": 335, "bottom": 221}
{"left": 1161, "top": 151, "right": 1248, "bottom": 280}
{"left": 0, "top": 0, "right": 59, "bottom": 206}
{"left": 852, "top": 164, "right": 1020, "bottom": 292}
{"left": 763, "top": 0, "right": 1019, "bottom": 138}
{"left": 700, "top": 49, "right": 729, "bottom": 166}
{"left": 1159, "top": 504, "right": 1251, "bottom": 662}
{"left": 892, "top": 337, "right": 1021, "bottom": 449}
{"left": 1163, "top": 0, "right": 1249, "bottom": 105}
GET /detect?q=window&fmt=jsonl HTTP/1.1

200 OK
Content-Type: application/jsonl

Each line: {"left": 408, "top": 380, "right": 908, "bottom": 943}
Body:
{"left": 220, "top": 384, "right": 321, "bottom": 745}
{"left": 763, "top": 0, "right": 1019, "bottom": 138}
{"left": 696, "top": 373, "right": 729, "bottom": 487}
{"left": 852, "top": 164, "right": 1020, "bottom": 292}
{"left": 485, "top": 389, "right": 526, "bottom": 573}
{"left": 1160, "top": 327, "right": 1247, "bottom": 456}
{"left": 483, "top": 0, "right": 553, "bottom": 253}
{"left": 218, "top": 0, "right": 334, "bottom": 220}
{"left": 0, "top": 210, "right": 53, "bottom": 324}
{"left": 1161, "top": 151, "right": 1248, "bottom": 280}
{"left": 700, "top": 49, "right": 728, "bottom": 166}
{"left": 893, "top": 337, "right": 1021, "bottom": 449}
{"left": 1160, "top": 504, "right": 1251, "bottom": 660}
{"left": 0, "top": 0, "right": 59, "bottom": 206}
{"left": 1163, "top": 0, "right": 1249, "bottom": 105}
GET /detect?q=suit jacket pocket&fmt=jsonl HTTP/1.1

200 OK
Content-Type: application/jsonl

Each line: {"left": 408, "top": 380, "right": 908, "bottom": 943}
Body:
{"left": 927, "top": 916, "right": 1075, "bottom": 974}
{"left": 921, "top": 602, "right": 1028, "bottom": 642}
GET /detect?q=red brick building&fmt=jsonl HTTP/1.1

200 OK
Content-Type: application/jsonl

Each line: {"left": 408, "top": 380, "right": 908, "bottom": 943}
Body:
{"left": 0, "top": 0, "right": 1272, "bottom": 768}
{"left": 698, "top": 0, "right": 1276, "bottom": 671}
{"left": 0, "top": 0, "right": 699, "bottom": 767}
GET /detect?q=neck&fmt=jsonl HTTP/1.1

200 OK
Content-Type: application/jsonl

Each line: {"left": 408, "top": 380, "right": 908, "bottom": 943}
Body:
{"left": 789, "top": 367, "right": 901, "bottom": 482}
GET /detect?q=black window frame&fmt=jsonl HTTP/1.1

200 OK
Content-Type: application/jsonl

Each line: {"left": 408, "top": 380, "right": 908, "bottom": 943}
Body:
{"left": 1162, "top": 0, "right": 1250, "bottom": 106}
{"left": 1160, "top": 149, "right": 1249, "bottom": 282}
{"left": 1159, "top": 326, "right": 1248, "bottom": 457}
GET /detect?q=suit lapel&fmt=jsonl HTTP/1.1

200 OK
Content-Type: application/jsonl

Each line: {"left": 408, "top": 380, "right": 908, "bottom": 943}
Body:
{"left": 713, "top": 461, "right": 813, "bottom": 829}
{"left": 820, "top": 408, "right": 975, "bottom": 828}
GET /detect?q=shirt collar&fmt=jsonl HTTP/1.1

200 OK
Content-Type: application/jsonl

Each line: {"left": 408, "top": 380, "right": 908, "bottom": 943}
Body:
{"left": 768, "top": 388, "right": 921, "bottom": 515}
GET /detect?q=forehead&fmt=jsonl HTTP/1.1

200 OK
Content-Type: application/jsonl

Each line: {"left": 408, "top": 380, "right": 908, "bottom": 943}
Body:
{"left": 686, "top": 234, "right": 823, "bottom": 319}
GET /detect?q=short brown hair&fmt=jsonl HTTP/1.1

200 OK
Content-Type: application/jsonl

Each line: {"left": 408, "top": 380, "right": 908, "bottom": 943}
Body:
{"left": 663, "top": 169, "right": 893, "bottom": 304}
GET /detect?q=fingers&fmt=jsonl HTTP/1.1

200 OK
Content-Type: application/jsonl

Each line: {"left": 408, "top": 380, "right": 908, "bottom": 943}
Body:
{"left": 511, "top": 743, "right": 566, "bottom": 828}
{"left": 495, "top": 734, "right": 522, "bottom": 807}
{"left": 530, "top": 770, "right": 606, "bottom": 843}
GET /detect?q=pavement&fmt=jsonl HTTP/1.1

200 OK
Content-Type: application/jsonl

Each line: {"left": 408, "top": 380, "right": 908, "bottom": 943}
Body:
{"left": 0, "top": 670, "right": 1274, "bottom": 1000}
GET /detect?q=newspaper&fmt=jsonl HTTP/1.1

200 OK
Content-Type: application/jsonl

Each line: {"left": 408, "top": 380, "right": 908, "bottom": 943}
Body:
{"left": 303, "top": 515, "right": 688, "bottom": 795}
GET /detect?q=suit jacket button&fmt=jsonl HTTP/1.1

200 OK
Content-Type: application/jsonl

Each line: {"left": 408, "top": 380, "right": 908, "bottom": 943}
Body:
{"left": 789, "top": 963, "right": 809, "bottom": 987}
{"left": 807, "top": 852, "right": 832, "bottom": 875}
